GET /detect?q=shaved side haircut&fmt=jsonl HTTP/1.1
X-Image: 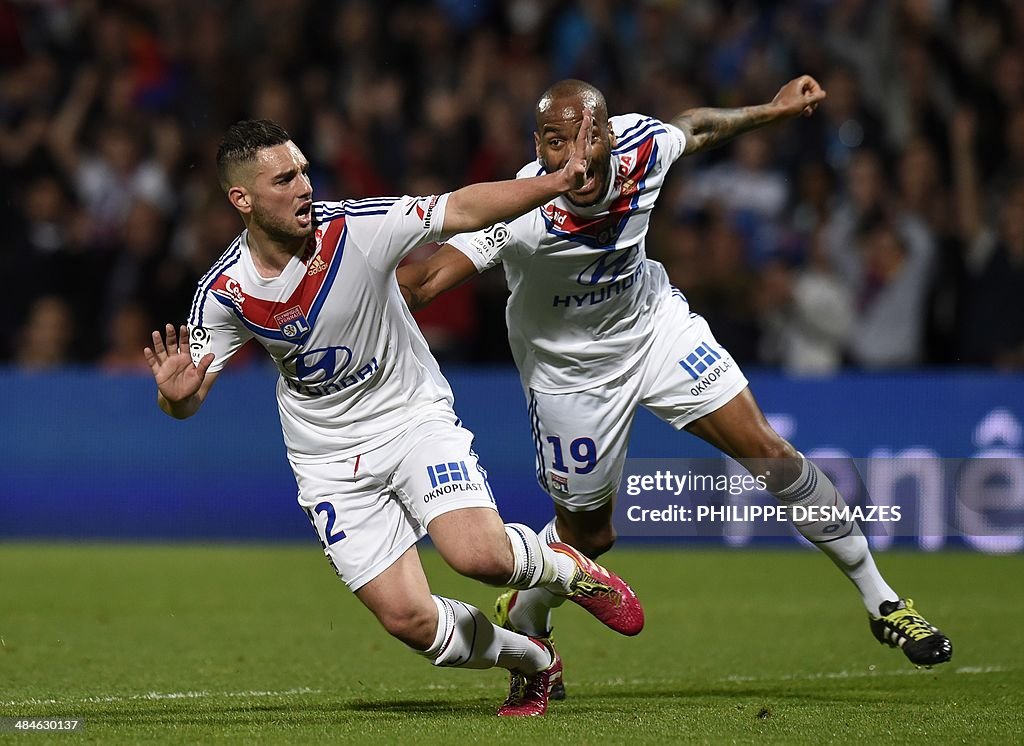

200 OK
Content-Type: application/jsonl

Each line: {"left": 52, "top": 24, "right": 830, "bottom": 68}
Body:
{"left": 216, "top": 119, "right": 292, "bottom": 192}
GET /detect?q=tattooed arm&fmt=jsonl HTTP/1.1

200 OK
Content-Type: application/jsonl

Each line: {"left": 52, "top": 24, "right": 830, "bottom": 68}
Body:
{"left": 672, "top": 75, "right": 826, "bottom": 155}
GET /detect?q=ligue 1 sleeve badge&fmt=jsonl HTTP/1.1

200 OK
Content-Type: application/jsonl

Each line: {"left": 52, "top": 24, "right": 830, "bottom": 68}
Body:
{"left": 188, "top": 326, "right": 212, "bottom": 365}
{"left": 274, "top": 305, "right": 312, "bottom": 343}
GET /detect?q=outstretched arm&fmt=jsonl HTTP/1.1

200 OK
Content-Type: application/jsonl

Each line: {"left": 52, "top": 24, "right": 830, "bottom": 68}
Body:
{"left": 950, "top": 108, "right": 983, "bottom": 244}
{"left": 398, "top": 245, "right": 479, "bottom": 311}
{"left": 441, "top": 110, "right": 593, "bottom": 236}
{"left": 673, "top": 75, "right": 826, "bottom": 155}
{"left": 144, "top": 324, "right": 218, "bottom": 419}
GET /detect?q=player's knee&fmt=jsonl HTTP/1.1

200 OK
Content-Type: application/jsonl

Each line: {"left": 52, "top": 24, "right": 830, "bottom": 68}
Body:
{"left": 746, "top": 433, "right": 796, "bottom": 461}
{"left": 741, "top": 433, "right": 799, "bottom": 492}
{"left": 446, "top": 546, "right": 514, "bottom": 586}
{"left": 377, "top": 603, "right": 438, "bottom": 650}
{"left": 431, "top": 510, "right": 515, "bottom": 585}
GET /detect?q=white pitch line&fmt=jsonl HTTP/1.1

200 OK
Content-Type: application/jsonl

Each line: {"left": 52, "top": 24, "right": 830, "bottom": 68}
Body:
{"left": 717, "top": 665, "right": 1009, "bottom": 684}
{"left": 1, "top": 666, "right": 1010, "bottom": 708}
{"left": 417, "top": 665, "right": 1015, "bottom": 694}
{"left": 1, "top": 686, "right": 322, "bottom": 709}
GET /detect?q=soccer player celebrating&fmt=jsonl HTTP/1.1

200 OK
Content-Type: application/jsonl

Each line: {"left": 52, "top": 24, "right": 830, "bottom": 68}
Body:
{"left": 143, "top": 117, "right": 644, "bottom": 717}
{"left": 399, "top": 77, "right": 952, "bottom": 695}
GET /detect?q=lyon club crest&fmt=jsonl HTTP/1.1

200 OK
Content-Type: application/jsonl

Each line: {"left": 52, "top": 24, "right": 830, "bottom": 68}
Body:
{"left": 274, "top": 305, "right": 312, "bottom": 342}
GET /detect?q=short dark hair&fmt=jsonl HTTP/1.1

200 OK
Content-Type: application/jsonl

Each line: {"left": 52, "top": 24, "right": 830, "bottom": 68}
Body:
{"left": 216, "top": 119, "right": 292, "bottom": 191}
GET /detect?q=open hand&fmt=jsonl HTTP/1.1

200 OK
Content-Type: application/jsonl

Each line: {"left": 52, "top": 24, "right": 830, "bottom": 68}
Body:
{"left": 143, "top": 323, "right": 214, "bottom": 404}
{"left": 773, "top": 75, "right": 826, "bottom": 118}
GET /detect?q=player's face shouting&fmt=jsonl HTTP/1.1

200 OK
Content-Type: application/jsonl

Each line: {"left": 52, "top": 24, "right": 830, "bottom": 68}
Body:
{"left": 535, "top": 96, "right": 613, "bottom": 208}
{"left": 249, "top": 141, "right": 315, "bottom": 241}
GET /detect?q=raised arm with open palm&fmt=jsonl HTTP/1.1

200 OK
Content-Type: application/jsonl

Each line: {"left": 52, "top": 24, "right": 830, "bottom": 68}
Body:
{"left": 143, "top": 323, "right": 216, "bottom": 419}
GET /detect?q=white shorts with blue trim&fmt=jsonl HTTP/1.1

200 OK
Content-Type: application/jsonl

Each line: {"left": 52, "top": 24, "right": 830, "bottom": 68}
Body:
{"left": 528, "top": 293, "right": 748, "bottom": 512}
{"left": 291, "top": 406, "right": 497, "bottom": 591}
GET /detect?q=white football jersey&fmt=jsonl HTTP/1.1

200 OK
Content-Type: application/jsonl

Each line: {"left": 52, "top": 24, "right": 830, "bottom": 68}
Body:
{"left": 188, "top": 195, "right": 456, "bottom": 463}
{"left": 448, "top": 114, "right": 687, "bottom": 393}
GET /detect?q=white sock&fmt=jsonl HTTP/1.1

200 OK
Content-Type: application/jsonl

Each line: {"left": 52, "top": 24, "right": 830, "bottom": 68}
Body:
{"left": 504, "top": 522, "right": 577, "bottom": 593}
{"left": 419, "top": 595, "right": 551, "bottom": 673}
{"left": 508, "top": 518, "right": 568, "bottom": 636}
{"left": 775, "top": 456, "right": 898, "bottom": 615}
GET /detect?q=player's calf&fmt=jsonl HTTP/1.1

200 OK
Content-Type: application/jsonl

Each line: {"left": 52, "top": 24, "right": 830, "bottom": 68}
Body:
{"left": 557, "top": 520, "right": 617, "bottom": 559}
{"left": 552, "top": 501, "right": 618, "bottom": 559}
{"left": 373, "top": 599, "right": 440, "bottom": 651}
{"left": 772, "top": 453, "right": 900, "bottom": 614}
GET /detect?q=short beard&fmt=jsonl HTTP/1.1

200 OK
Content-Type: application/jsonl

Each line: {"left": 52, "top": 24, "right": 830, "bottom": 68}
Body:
{"left": 251, "top": 203, "right": 311, "bottom": 242}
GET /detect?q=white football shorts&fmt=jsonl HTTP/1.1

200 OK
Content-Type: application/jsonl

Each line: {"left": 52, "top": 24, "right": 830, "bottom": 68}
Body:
{"left": 528, "top": 291, "right": 748, "bottom": 512}
{"left": 291, "top": 405, "right": 497, "bottom": 591}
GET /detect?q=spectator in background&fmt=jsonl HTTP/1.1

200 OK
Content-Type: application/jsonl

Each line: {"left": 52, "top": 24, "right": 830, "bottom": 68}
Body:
{"left": 103, "top": 200, "right": 172, "bottom": 322}
{"left": 958, "top": 183, "right": 1024, "bottom": 369}
{"left": 823, "top": 149, "right": 936, "bottom": 367}
{"left": 4, "top": 174, "right": 104, "bottom": 362}
{"left": 683, "top": 212, "right": 761, "bottom": 363}
{"left": 847, "top": 213, "right": 935, "bottom": 368}
{"left": 100, "top": 302, "right": 153, "bottom": 373}
{"left": 656, "top": 218, "right": 705, "bottom": 305}
{"left": 821, "top": 0, "right": 887, "bottom": 90}
{"left": 991, "top": 106, "right": 1024, "bottom": 198}
{"left": 14, "top": 295, "right": 75, "bottom": 371}
{"left": 756, "top": 228, "right": 854, "bottom": 376}
{"left": 679, "top": 131, "right": 790, "bottom": 265}
{"left": 46, "top": 66, "right": 175, "bottom": 246}
{"left": 952, "top": 109, "right": 1024, "bottom": 368}
{"left": 787, "top": 161, "right": 837, "bottom": 240}
{"left": 896, "top": 137, "right": 946, "bottom": 236}
{"left": 823, "top": 148, "right": 889, "bottom": 256}
{"left": 465, "top": 99, "right": 535, "bottom": 185}
{"left": 811, "top": 65, "right": 886, "bottom": 175}
{"left": 547, "top": 0, "right": 634, "bottom": 88}
{"left": 892, "top": 134, "right": 961, "bottom": 363}
{"left": 0, "top": 53, "right": 58, "bottom": 171}
{"left": 20, "top": 174, "right": 73, "bottom": 259}
{"left": 6, "top": 175, "right": 65, "bottom": 333}
{"left": 882, "top": 37, "right": 953, "bottom": 156}
{"left": 1, "top": 0, "right": 1023, "bottom": 371}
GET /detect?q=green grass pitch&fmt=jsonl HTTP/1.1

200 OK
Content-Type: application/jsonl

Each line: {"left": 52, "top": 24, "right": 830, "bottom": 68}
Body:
{"left": 1, "top": 544, "right": 1021, "bottom": 743}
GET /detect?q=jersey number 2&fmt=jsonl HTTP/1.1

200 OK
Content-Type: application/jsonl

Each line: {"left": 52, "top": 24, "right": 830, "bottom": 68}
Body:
{"left": 314, "top": 501, "right": 347, "bottom": 545}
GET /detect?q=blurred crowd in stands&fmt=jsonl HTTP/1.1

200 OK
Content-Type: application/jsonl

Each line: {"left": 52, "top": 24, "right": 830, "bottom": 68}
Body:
{"left": 2, "top": 0, "right": 1023, "bottom": 374}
